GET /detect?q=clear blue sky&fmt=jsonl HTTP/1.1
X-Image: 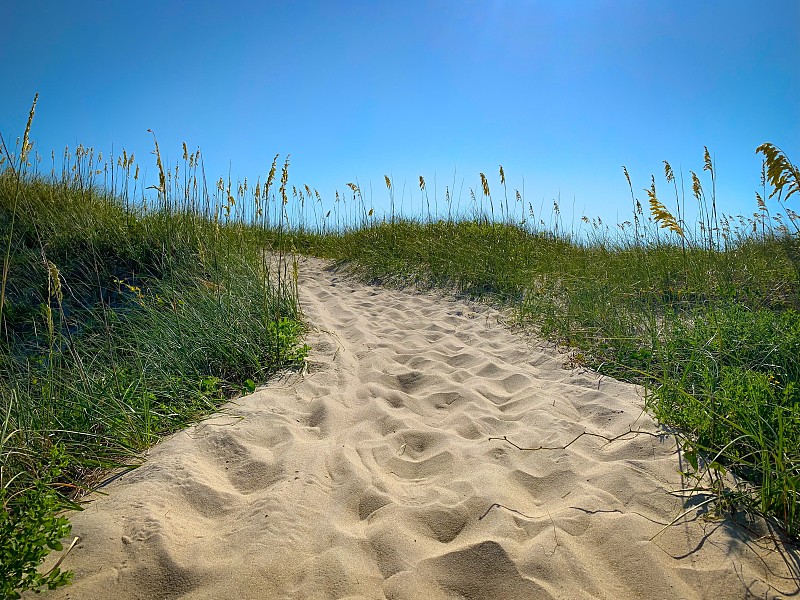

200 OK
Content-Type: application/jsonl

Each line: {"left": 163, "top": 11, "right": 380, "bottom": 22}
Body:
{"left": 2, "top": 0, "right": 798, "bottom": 227}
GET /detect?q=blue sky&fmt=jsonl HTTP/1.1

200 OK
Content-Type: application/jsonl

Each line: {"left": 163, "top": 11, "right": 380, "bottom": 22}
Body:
{"left": 2, "top": 0, "right": 798, "bottom": 228}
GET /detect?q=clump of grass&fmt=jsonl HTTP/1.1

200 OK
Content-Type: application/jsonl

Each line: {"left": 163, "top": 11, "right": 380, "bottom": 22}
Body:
{"left": 0, "top": 96, "right": 308, "bottom": 595}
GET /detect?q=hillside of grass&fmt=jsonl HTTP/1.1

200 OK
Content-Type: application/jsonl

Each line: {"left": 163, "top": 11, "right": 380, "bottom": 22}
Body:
{"left": 0, "top": 102, "right": 308, "bottom": 597}
{"left": 280, "top": 148, "right": 800, "bottom": 543}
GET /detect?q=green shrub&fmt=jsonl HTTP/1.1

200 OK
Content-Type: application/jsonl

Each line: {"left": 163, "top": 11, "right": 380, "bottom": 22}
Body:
{"left": 0, "top": 448, "right": 73, "bottom": 599}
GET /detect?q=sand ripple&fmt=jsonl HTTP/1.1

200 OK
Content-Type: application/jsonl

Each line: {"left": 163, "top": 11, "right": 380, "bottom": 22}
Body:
{"left": 40, "top": 257, "right": 798, "bottom": 599}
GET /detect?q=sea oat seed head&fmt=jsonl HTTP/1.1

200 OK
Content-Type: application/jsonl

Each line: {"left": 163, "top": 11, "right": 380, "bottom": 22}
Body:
{"left": 21, "top": 92, "right": 38, "bottom": 164}
{"left": 691, "top": 171, "right": 702, "bottom": 201}
{"left": 646, "top": 177, "right": 684, "bottom": 237}
{"left": 622, "top": 166, "right": 631, "bottom": 188}
{"left": 756, "top": 142, "right": 799, "bottom": 202}
{"left": 703, "top": 146, "right": 713, "bottom": 174}
{"left": 663, "top": 160, "right": 674, "bottom": 183}
{"left": 756, "top": 192, "right": 767, "bottom": 212}
{"left": 480, "top": 173, "right": 490, "bottom": 196}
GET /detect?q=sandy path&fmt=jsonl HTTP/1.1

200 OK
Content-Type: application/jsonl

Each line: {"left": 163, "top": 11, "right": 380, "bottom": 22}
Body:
{"left": 42, "top": 256, "right": 797, "bottom": 599}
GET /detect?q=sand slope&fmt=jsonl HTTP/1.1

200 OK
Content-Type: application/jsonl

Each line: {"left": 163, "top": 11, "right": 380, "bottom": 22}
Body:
{"left": 41, "top": 256, "right": 798, "bottom": 599}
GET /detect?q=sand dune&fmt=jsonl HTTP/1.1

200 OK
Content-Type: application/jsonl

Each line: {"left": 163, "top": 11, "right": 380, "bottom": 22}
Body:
{"left": 41, "top": 256, "right": 798, "bottom": 599}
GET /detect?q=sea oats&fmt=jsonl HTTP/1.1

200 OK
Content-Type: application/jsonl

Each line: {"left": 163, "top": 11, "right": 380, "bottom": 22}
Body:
{"left": 756, "top": 192, "right": 768, "bottom": 212}
{"left": 147, "top": 130, "right": 166, "bottom": 198}
{"left": 622, "top": 165, "right": 632, "bottom": 188}
{"left": 691, "top": 171, "right": 703, "bottom": 201}
{"left": 646, "top": 177, "right": 684, "bottom": 237}
{"left": 21, "top": 94, "right": 37, "bottom": 165}
{"left": 280, "top": 156, "right": 290, "bottom": 205}
{"left": 663, "top": 160, "right": 674, "bottom": 183}
{"left": 266, "top": 154, "right": 278, "bottom": 196}
{"left": 703, "top": 146, "right": 713, "bottom": 175}
{"left": 757, "top": 143, "right": 799, "bottom": 202}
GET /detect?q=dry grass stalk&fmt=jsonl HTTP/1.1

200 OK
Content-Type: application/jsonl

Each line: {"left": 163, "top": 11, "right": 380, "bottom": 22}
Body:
{"left": 646, "top": 177, "right": 684, "bottom": 237}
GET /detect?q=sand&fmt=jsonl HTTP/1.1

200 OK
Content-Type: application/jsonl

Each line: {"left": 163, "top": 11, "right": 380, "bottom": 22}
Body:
{"left": 39, "top": 256, "right": 798, "bottom": 600}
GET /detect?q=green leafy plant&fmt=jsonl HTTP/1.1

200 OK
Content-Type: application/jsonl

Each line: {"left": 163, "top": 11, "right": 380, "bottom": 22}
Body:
{"left": 0, "top": 448, "right": 73, "bottom": 598}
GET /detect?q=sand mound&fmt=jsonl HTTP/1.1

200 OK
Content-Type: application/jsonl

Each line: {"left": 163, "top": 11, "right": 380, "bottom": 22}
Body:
{"left": 40, "top": 257, "right": 798, "bottom": 599}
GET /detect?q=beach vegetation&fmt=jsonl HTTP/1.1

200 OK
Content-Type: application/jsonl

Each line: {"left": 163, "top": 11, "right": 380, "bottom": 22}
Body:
{"left": 280, "top": 147, "right": 800, "bottom": 542}
{"left": 1, "top": 93, "right": 797, "bottom": 595}
{"left": 0, "top": 96, "right": 308, "bottom": 596}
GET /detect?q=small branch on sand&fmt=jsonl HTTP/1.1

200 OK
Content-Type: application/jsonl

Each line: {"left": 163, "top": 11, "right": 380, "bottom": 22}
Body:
{"left": 478, "top": 503, "right": 560, "bottom": 555}
{"left": 479, "top": 503, "right": 537, "bottom": 521}
{"left": 488, "top": 427, "right": 664, "bottom": 452}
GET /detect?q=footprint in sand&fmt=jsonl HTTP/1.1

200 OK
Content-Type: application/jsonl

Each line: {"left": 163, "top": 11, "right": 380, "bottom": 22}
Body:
{"left": 39, "top": 256, "right": 798, "bottom": 600}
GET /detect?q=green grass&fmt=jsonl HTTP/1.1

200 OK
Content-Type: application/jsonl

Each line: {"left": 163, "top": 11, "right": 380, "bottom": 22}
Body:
{"left": 0, "top": 99, "right": 308, "bottom": 597}
{"left": 2, "top": 94, "right": 798, "bottom": 596}
{"left": 279, "top": 150, "right": 800, "bottom": 541}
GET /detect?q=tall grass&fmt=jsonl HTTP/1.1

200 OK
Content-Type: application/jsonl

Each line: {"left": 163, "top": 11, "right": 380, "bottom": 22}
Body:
{"left": 0, "top": 98, "right": 308, "bottom": 596}
{"left": 2, "top": 92, "right": 797, "bottom": 595}
{"left": 280, "top": 150, "right": 800, "bottom": 542}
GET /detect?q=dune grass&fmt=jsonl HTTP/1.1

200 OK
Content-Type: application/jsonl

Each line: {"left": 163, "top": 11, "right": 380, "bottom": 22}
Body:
{"left": 1, "top": 94, "right": 798, "bottom": 596}
{"left": 0, "top": 98, "right": 308, "bottom": 597}
{"left": 280, "top": 149, "right": 800, "bottom": 542}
